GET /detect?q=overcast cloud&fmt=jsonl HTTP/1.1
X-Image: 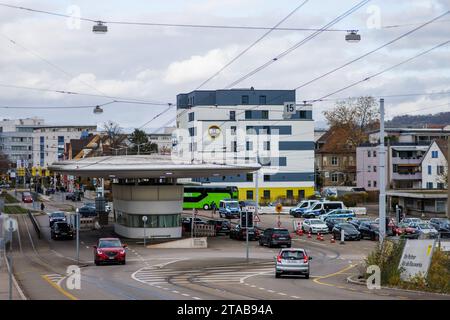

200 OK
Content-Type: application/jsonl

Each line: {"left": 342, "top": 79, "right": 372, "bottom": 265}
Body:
{"left": 0, "top": 0, "right": 449, "bottom": 130}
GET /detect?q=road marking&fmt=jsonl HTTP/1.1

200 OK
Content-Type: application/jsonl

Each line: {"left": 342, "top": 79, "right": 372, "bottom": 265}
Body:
{"left": 172, "top": 290, "right": 179, "bottom": 294}
{"left": 277, "top": 292, "right": 287, "bottom": 296}
{"left": 291, "top": 295, "right": 300, "bottom": 299}
{"left": 41, "top": 275, "right": 78, "bottom": 300}
{"left": 313, "top": 264, "right": 356, "bottom": 287}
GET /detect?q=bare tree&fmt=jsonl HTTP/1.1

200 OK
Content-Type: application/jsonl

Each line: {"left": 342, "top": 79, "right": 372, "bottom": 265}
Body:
{"left": 101, "top": 121, "right": 123, "bottom": 149}
{"left": 0, "top": 151, "right": 11, "bottom": 174}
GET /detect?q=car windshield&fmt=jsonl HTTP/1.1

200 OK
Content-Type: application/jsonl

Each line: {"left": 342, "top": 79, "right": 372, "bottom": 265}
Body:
{"left": 51, "top": 212, "right": 65, "bottom": 218}
{"left": 98, "top": 240, "right": 122, "bottom": 248}
{"left": 281, "top": 251, "right": 305, "bottom": 260}
{"left": 56, "top": 223, "right": 70, "bottom": 231}
{"left": 418, "top": 224, "right": 431, "bottom": 229}
{"left": 23, "top": 192, "right": 31, "bottom": 196}
{"left": 226, "top": 202, "right": 239, "bottom": 208}
{"left": 310, "top": 220, "right": 323, "bottom": 225}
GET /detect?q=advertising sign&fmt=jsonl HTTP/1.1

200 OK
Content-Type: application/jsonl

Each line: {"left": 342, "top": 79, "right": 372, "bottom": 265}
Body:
{"left": 399, "top": 239, "right": 435, "bottom": 281}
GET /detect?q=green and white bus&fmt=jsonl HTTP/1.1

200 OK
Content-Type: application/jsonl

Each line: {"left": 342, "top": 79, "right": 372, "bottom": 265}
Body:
{"left": 183, "top": 185, "right": 238, "bottom": 210}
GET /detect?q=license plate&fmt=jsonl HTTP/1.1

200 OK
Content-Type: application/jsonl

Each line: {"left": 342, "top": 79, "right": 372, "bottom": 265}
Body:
{"left": 61, "top": 233, "right": 67, "bottom": 235}
{"left": 278, "top": 237, "right": 286, "bottom": 240}
{"left": 108, "top": 257, "right": 115, "bottom": 260}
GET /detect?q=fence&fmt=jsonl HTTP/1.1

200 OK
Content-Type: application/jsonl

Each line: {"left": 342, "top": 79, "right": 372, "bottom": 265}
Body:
{"left": 191, "top": 225, "right": 216, "bottom": 237}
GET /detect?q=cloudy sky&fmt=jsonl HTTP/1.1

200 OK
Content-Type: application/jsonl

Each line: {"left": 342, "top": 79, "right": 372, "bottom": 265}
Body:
{"left": 0, "top": 0, "right": 449, "bottom": 131}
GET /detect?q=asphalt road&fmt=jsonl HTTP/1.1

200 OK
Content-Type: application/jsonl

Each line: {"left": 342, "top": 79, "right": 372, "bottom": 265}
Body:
{"left": 6, "top": 192, "right": 450, "bottom": 300}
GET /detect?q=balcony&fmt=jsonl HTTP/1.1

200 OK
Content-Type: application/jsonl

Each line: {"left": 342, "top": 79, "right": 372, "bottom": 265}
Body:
{"left": 392, "top": 172, "right": 421, "bottom": 180}
{"left": 391, "top": 157, "right": 422, "bottom": 165}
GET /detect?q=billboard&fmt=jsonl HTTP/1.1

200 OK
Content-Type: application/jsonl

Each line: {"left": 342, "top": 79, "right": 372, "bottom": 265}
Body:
{"left": 399, "top": 239, "right": 435, "bottom": 281}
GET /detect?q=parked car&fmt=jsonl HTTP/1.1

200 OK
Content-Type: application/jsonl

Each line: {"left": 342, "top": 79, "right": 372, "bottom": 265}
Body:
{"left": 289, "top": 200, "right": 318, "bottom": 217}
{"left": 325, "top": 218, "right": 347, "bottom": 232}
{"left": 275, "top": 248, "right": 311, "bottom": 279}
{"left": 301, "top": 201, "right": 345, "bottom": 218}
{"left": 401, "top": 217, "right": 422, "bottom": 225}
{"left": 208, "top": 219, "right": 231, "bottom": 235}
{"left": 409, "top": 222, "right": 439, "bottom": 239}
{"left": 395, "top": 222, "right": 420, "bottom": 238}
{"left": 319, "top": 209, "right": 355, "bottom": 221}
{"left": 359, "top": 222, "right": 379, "bottom": 241}
{"left": 429, "top": 218, "right": 450, "bottom": 238}
{"left": 229, "top": 224, "right": 258, "bottom": 241}
{"left": 238, "top": 200, "right": 261, "bottom": 213}
{"left": 94, "top": 238, "right": 127, "bottom": 265}
{"left": 348, "top": 218, "right": 373, "bottom": 230}
{"left": 219, "top": 199, "right": 240, "bottom": 218}
{"left": 22, "top": 192, "right": 33, "bottom": 203}
{"left": 302, "top": 219, "right": 329, "bottom": 234}
{"left": 332, "top": 223, "right": 361, "bottom": 241}
{"left": 78, "top": 205, "right": 96, "bottom": 217}
{"left": 50, "top": 222, "right": 74, "bottom": 240}
{"left": 259, "top": 228, "right": 291, "bottom": 248}
{"left": 66, "top": 192, "right": 81, "bottom": 201}
{"left": 49, "top": 211, "right": 66, "bottom": 227}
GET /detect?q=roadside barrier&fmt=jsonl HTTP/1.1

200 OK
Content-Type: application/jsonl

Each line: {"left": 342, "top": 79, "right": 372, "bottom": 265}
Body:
{"left": 319, "top": 234, "right": 324, "bottom": 241}
{"left": 297, "top": 228, "right": 303, "bottom": 236}
{"left": 316, "top": 233, "right": 321, "bottom": 240}
{"left": 27, "top": 210, "right": 41, "bottom": 239}
{"left": 192, "top": 225, "right": 216, "bottom": 237}
{"left": 79, "top": 217, "right": 95, "bottom": 230}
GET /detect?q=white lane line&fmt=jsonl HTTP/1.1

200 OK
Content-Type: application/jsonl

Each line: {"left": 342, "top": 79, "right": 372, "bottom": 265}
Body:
{"left": 258, "top": 287, "right": 265, "bottom": 290}
{"left": 193, "top": 297, "right": 201, "bottom": 300}
{"left": 181, "top": 293, "right": 190, "bottom": 297}
{"left": 277, "top": 292, "right": 287, "bottom": 296}
{"left": 291, "top": 295, "right": 300, "bottom": 299}
{"left": 172, "top": 290, "right": 179, "bottom": 294}
{"left": 267, "top": 290, "right": 275, "bottom": 293}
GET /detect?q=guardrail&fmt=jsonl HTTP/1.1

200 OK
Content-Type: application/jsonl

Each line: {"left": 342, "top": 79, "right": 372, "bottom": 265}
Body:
{"left": 27, "top": 210, "right": 41, "bottom": 239}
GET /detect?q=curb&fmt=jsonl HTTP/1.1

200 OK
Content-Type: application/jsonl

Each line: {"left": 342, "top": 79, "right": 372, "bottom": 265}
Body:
{"left": 346, "top": 274, "right": 450, "bottom": 297}
{"left": 3, "top": 251, "right": 28, "bottom": 300}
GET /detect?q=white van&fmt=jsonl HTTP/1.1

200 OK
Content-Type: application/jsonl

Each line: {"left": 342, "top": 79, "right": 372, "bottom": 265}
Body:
{"left": 301, "top": 201, "right": 345, "bottom": 219}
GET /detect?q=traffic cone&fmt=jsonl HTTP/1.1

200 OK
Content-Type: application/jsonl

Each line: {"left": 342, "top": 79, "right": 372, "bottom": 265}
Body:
{"left": 330, "top": 235, "right": 335, "bottom": 243}
{"left": 320, "top": 234, "right": 325, "bottom": 241}
{"left": 297, "top": 229, "right": 304, "bottom": 236}
{"left": 307, "top": 231, "right": 312, "bottom": 239}
{"left": 316, "top": 232, "right": 321, "bottom": 240}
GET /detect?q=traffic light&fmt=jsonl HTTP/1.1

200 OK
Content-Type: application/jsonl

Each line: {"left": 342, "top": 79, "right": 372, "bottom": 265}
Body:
{"left": 240, "top": 211, "right": 254, "bottom": 229}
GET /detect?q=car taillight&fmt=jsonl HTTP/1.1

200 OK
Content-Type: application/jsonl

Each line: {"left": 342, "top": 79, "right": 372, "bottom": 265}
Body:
{"left": 272, "top": 234, "right": 277, "bottom": 239}
{"left": 276, "top": 255, "right": 282, "bottom": 263}
{"left": 304, "top": 256, "right": 309, "bottom": 263}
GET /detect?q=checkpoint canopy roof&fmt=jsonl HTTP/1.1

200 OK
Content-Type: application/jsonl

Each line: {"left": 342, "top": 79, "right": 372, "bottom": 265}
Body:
{"left": 49, "top": 155, "right": 261, "bottom": 179}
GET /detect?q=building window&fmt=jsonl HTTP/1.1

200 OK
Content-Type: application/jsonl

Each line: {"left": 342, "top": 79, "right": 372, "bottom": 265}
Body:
{"left": 286, "top": 190, "right": 293, "bottom": 199}
{"left": 428, "top": 165, "right": 432, "bottom": 175}
{"left": 259, "top": 95, "right": 267, "bottom": 105}
{"left": 230, "top": 126, "right": 236, "bottom": 135}
{"left": 246, "top": 190, "right": 254, "bottom": 200}
{"left": 426, "top": 182, "right": 433, "bottom": 189}
{"left": 393, "top": 164, "right": 398, "bottom": 173}
{"left": 299, "top": 110, "right": 307, "bottom": 119}
{"left": 245, "top": 110, "right": 252, "bottom": 119}
{"left": 242, "top": 95, "right": 249, "bottom": 105}
{"left": 298, "top": 190, "right": 305, "bottom": 200}
{"left": 432, "top": 150, "right": 438, "bottom": 158}
{"left": 437, "top": 165, "right": 445, "bottom": 175}
{"left": 367, "top": 150, "right": 371, "bottom": 157}
{"left": 373, "top": 180, "right": 377, "bottom": 188}
{"left": 246, "top": 173, "right": 253, "bottom": 182}
{"left": 373, "top": 150, "right": 377, "bottom": 157}
{"left": 373, "top": 166, "right": 377, "bottom": 172}
{"left": 230, "top": 111, "right": 235, "bottom": 121}
{"left": 246, "top": 141, "right": 253, "bottom": 151}
{"left": 368, "top": 180, "right": 371, "bottom": 188}
{"left": 232, "top": 141, "right": 237, "bottom": 152}
{"left": 437, "top": 182, "right": 444, "bottom": 189}
{"left": 188, "top": 112, "right": 195, "bottom": 122}
{"left": 261, "top": 110, "right": 269, "bottom": 119}
{"left": 367, "top": 165, "right": 371, "bottom": 172}
{"left": 331, "top": 156, "right": 338, "bottom": 166}
{"left": 331, "top": 173, "right": 338, "bottom": 182}
{"left": 263, "top": 190, "right": 271, "bottom": 199}
{"left": 263, "top": 141, "right": 270, "bottom": 151}
{"left": 263, "top": 175, "right": 270, "bottom": 182}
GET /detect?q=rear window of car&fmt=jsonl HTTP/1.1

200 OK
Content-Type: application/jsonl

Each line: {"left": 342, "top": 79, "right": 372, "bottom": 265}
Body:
{"left": 51, "top": 212, "right": 65, "bottom": 218}
{"left": 274, "top": 229, "right": 289, "bottom": 235}
{"left": 281, "top": 251, "right": 305, "bottom": 260}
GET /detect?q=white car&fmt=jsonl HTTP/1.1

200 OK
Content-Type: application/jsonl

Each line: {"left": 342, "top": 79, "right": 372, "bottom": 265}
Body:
{"left": 302, "top": 219, "right": 329, "bottom": 234}
{"left": 275, "top": 248, "right": 311, "bottom": 279}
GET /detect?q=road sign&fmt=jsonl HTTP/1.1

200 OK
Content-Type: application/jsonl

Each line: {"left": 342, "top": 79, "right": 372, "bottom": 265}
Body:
{"left": 142, "top": 216, "right": 148, "bottom": 223}
{"left": 253, "top": 214, "right": 261, "bottom": 223}
{"left": 4, "top": 218, "right": 17, "bottom": 233}
{"left": 399, "top": 239, "right": 435, "bottom": 281}
{"left": 283, "top": 102, "right": 296, "bottom": 119}
{"left": 275, "top": 203, "right": 283, "bottom": 213}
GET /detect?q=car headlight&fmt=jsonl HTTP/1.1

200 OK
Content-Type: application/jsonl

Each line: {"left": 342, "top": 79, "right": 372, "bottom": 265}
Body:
{"left": 97, "top": 250, "right": 103, "bottom": 255}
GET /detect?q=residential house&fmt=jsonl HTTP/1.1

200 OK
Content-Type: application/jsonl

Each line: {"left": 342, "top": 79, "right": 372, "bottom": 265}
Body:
{"left": 421, "top": 139, "right": 448, "bottom": 189}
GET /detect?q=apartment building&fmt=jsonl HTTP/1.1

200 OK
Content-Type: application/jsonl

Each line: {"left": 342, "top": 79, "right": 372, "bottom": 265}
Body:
{"left": 174, "top": 88, "right": 315, "bottom": 202}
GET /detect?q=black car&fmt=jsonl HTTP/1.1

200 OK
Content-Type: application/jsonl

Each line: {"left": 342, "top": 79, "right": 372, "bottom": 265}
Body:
{"left": 49, "top": 211, "right": 66, "bottom": 227}
{"left": 359, "top": 222, "right": 380, "bottom": 241}
{"left": 429, "top": 218, "right": 450, "bottom": 238}
{"left": 208, "top": 219, "right": 231, "bottom": 235}
{"left": 258, "top": 228, "right": 291, "bottom": 248}
{"left": 332, "top": 223, "right": 361, "bottom": 241}
{"left": 51, "top": 222, "right": 74, "bottom": 240}
{"left": 66, "top": 192, "right": 81, "bottom": 201}
{"left": 325, "top": 218, "right": 347, "bottom": 232}
{"left": 229, "top": 224, "right": 258, "bottom": 241}
{"left": 78, "top": 205, "right": 96, "bottom": 217}
{"left": 349, "top": 218, "right": 373, "bottom": 230}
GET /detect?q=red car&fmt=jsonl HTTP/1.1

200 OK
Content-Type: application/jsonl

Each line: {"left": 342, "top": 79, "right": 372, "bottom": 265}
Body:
{"left": 94, "top": 238, "right": 127, "bottom": 265}
{"left": 22, "top": 192, "right": 33, "bottom": 203}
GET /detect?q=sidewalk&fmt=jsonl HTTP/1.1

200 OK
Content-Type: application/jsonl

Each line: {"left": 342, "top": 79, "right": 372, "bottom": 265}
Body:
{"left": 0, "top": 252, "right": 27, "bottom": 300}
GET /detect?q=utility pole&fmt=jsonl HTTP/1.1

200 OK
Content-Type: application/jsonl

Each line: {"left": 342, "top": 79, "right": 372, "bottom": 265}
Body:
{"left": 76, "top": 208, "right": 80, "bottom": 265}
{"left": 378, "top": 98, "right": 386, "bottom": 245}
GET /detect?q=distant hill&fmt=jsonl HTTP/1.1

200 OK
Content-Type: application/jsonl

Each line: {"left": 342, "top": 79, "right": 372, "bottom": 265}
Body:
{"left": 386, "top": 111, "right": 450, "bottom": 128}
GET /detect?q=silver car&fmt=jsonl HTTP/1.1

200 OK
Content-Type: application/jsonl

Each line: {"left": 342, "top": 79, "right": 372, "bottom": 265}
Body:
{"left": 275, "top": 248, "right": 311, "bottom": 279}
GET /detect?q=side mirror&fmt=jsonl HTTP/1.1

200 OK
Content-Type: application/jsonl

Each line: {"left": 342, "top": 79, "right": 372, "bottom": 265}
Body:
{"left": 123, "top": 244, "right": 128, "bottom": 248}
{"left": 93, "top": 245, "right": 97, "bottom": 249}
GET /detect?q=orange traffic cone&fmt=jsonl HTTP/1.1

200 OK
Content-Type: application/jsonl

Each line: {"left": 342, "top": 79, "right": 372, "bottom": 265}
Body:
{"left": 320, "top": 234, "right": 325, "bottom": 241}
{"left": 297, "top": 229, "right": 304, "bottom": 236}
{"left": 316, "top": 232, "right": 321, "bottom": 240}
{"left": 307, "top": 231, "right": 312, "bottom": 239}
{"left": 330, "top": 235, "right": 335, "bottom": 243}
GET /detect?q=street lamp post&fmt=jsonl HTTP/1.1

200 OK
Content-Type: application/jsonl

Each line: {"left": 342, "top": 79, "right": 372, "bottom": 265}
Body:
{"left": 142, "top": 216, "right": 148, "bottom": 247}
{"left": 76, "top": 208, "right": 80, "bottom": 265}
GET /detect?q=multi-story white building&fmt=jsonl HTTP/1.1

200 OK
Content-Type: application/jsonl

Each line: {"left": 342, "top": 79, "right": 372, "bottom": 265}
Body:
{"left": 148, "top": 127, "right": 175, "bottom": 154}
{"left": 421, "top": 139, "right": 448, "bottom": 189}
{"left": 32, "top": 125, "right": 97, "bottom": 168}
{"left": 174, "top": 88, "right": 315, "bottom": 202}
{"left": 0, "top": 117, "right": 44, "bottom": 166}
